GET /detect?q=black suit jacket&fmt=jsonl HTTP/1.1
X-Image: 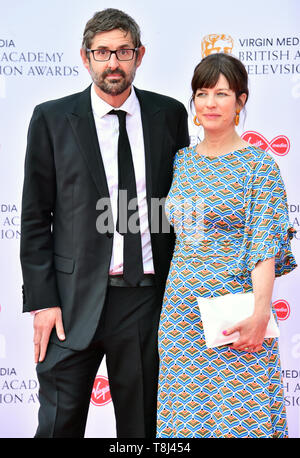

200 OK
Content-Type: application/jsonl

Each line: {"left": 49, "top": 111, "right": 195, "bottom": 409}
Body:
{"left": 20, "top": 85, "right": 190, "bottom": 350}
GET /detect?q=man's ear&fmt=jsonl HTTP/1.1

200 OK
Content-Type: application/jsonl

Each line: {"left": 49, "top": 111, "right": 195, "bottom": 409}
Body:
{"left": 135, "top": 46, "right": 146, "bottom": 69}
{"left": 80, "top": 48, "right": 91, "bottom": 72}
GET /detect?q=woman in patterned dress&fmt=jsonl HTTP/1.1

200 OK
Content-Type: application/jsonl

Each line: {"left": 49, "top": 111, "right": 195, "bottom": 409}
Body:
{"left": 156, "top": 53, "right": 297, "bottom": 438}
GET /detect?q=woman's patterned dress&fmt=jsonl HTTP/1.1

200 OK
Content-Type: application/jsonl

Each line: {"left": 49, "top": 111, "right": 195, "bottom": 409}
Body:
{"left": 157, "top": 145, "right": 297, "bottom": 438}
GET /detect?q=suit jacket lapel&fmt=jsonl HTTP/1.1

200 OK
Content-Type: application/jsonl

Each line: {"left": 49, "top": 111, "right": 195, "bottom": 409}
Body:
{"left": 67, "top": 85, "right": 110, "bottom": 198}
{"left": 135, "top": 87, "right": 165, "bottom": 203}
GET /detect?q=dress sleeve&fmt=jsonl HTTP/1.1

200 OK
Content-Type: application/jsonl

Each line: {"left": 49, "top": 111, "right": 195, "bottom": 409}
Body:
{"left": 233, "top": 153, "right": 297, "bottom": 278}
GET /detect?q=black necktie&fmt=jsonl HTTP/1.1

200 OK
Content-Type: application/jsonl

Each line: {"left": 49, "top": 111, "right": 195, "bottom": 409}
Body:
{"left": 109, "top": 110, "right": 144, "bottom": 286}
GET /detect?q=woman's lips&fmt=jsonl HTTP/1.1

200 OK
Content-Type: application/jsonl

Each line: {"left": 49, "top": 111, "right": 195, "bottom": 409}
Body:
{"left": 203, "top": 114, "right": 220, "bottom": 118}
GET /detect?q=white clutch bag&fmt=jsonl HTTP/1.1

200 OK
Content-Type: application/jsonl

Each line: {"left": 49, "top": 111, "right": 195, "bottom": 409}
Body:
{"left": 197, "top": 292, "right": 280, "bottom": 348}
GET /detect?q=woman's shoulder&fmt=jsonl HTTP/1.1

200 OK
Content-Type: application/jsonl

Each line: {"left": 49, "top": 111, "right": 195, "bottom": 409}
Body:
{"left": 242, "top": 145, "right": 279, "bottom": 172}
{"left": 243, "top": 144, "right": 274, "bottom": 162}
{"left": 174, "top": 145, "right": 194, "bottom": 160}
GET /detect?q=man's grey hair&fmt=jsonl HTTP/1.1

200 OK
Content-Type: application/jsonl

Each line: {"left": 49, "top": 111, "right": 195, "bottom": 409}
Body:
{"left": 82, "top": 8, "right": 142, "bottom": 51}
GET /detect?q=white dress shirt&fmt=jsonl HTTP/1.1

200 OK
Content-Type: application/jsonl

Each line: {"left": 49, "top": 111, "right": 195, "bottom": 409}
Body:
{"left": 90, "top": 83, "right": 155, "bottom": 275}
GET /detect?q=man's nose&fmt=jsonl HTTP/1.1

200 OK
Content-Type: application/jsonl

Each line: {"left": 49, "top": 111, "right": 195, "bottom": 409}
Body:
{"left": 108, "top": 52, "right": 119, "bottom": 70}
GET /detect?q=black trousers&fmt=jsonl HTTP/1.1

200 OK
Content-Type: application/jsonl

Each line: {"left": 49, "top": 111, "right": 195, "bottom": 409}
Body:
{"left": 35, "top": 285, "right": 160, "bottom": 438}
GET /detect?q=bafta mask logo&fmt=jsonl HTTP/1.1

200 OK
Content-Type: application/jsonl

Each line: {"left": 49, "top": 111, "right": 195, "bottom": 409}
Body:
{"left": 201, "top": 34, "right": 234, "bottom": 58}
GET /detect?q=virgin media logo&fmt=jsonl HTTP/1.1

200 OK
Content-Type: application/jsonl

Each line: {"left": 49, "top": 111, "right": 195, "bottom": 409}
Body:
{"left": 90, "top": 375, "right": 112, "bottom": 406}
{"left": 273, "top": 299, "right": 291, "bottom": 321}
{"left": 241, "top": 131, "right": 290, "bottom": 156}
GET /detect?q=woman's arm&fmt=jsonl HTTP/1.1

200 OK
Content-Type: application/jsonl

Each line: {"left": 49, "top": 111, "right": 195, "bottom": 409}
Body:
{"left": 224, "top": 257, "right": 275, "bottom": 352}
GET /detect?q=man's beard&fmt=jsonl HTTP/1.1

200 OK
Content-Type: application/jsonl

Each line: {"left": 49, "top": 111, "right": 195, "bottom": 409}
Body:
{"left": 90, "top": 66, "right": 136, "bottom": 96}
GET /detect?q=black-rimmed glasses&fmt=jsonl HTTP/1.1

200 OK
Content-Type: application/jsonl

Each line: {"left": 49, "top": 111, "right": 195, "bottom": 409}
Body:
{"left": 86, "top": 48, "right": 139, "bottom": 62}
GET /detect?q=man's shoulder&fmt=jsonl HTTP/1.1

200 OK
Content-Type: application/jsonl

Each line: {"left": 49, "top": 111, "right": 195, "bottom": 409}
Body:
{"left": 34, "top": 86, "right": 90, "bottom": 115}
{"left": 134, "top": 87, "right": 186, "bottom": 111}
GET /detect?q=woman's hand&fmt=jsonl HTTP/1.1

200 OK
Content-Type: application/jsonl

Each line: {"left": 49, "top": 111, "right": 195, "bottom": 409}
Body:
{"left": 223, "top": 310, "right": 270, "bottom": 352}
{"left": 224, "top": 256, "right": 275, "bottom": 353}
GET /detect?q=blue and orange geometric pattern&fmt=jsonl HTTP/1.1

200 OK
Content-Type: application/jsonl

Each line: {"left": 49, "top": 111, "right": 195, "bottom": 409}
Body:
{"left": 157, "top": 146, "right": 297, "bottom": 438}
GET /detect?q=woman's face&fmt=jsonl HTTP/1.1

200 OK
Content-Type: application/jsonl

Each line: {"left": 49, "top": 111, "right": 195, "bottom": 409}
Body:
{"left": 194, "top": 73, "right": 246, "bottom": 133}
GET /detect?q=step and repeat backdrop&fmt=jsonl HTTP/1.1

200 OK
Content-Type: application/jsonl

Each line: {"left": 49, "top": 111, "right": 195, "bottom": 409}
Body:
{"left": 0, "top": 0, "right": 299, "bottom": 438}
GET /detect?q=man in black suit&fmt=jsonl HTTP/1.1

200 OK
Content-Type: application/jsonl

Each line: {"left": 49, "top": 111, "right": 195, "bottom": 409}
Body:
{"left": 20, "top": 8, "right": 189, "bottom": 438}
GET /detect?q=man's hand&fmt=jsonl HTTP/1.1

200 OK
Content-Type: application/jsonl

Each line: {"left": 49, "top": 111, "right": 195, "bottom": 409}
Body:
{"left": 33, "top": 307, "right": 65, "bottom": 363}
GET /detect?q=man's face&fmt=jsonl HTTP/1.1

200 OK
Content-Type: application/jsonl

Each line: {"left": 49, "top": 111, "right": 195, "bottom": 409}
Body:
{"left": 81, "top": 29, "right": 145, "bottom": 97}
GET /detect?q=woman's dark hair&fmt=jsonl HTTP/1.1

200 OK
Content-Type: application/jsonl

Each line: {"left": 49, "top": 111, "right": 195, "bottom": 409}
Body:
{"left": 191, "top": 53, "right": 249, "bottom": 106}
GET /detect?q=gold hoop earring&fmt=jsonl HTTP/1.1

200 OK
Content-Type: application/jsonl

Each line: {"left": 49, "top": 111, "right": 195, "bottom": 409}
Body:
{"left": 194, "top": 115, "right": 201, "bottom": 126}
{"left": 235, "top": 110, "right": 240, "bottom": 126}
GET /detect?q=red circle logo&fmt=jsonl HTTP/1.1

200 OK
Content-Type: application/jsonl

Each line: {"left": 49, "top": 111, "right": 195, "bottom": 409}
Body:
{"left": 273, "top": 299, "right": 290, "bottom": 321}
{"left": 90, "top": 375, "right": 112, "bottom": 406}
{"left": 241, "top": 131, "right": 290, "bottom": 156}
